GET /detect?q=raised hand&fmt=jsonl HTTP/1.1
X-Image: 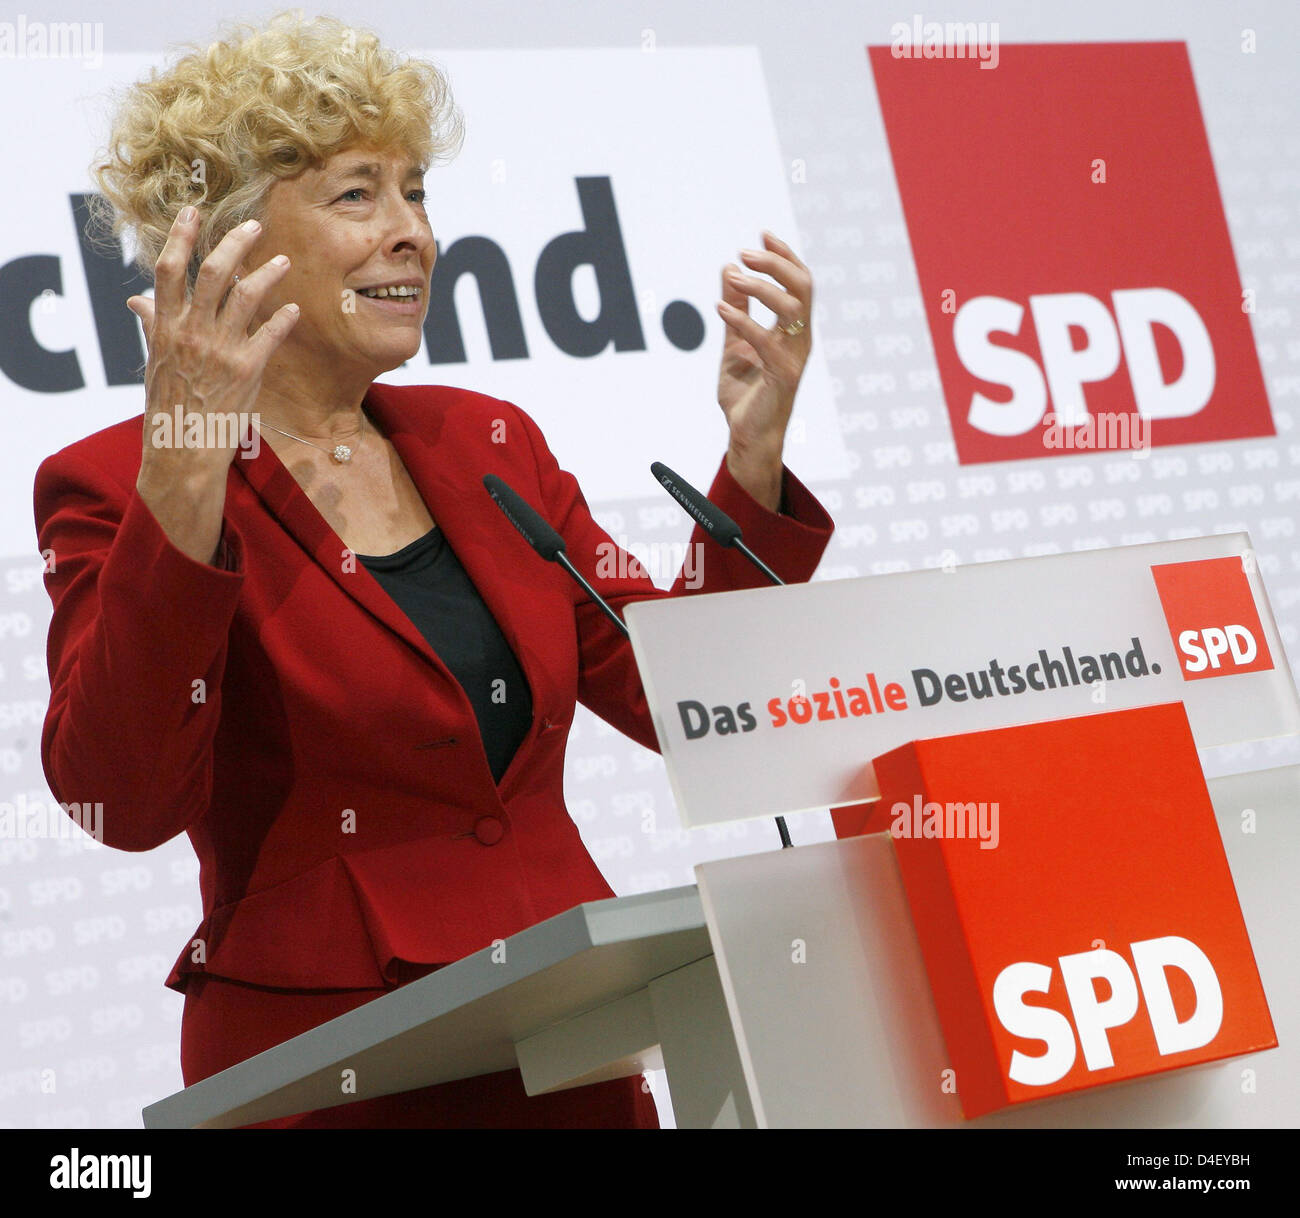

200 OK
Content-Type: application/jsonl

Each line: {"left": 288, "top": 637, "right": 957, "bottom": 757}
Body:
{"left": 715, "top": 230, "right": 813, "bottom": 510}
{"left": 127, "top": 206, "right": 299, "bottom": 563}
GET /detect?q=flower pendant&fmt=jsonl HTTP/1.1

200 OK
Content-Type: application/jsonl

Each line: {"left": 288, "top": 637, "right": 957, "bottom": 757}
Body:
{"left": 332, "top": 445, "right": 353, "bottom": 464}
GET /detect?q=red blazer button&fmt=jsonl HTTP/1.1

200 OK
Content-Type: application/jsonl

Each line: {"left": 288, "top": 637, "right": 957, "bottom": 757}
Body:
{"left": 473, "top": 816, "right": 505, "bottom": 845}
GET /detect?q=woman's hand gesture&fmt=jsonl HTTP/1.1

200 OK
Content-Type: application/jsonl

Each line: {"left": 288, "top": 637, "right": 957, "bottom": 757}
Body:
{"left": 127, "top": 206, "right": 299, "bottom": 563}
{"left": 715, "top": 230, "right": 813, "bottom": 511}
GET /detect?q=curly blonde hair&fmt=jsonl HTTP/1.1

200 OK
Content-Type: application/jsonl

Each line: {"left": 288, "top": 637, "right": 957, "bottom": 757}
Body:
{"left": 89, "top": 10, "right": 463, "bottom": 287}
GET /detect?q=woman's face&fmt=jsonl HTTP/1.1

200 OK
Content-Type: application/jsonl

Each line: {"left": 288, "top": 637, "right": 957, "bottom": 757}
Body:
{"left": 242, "top": 143, "right": 437, "bottom": 383}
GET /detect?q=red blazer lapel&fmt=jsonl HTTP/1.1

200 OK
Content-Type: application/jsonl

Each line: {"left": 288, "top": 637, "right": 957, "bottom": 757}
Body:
{"left": 228, "top": 391, "right": 442, "bottom": 679}
{"left": 229, "top": 382, "right": 555, "bottom": 778}
{"left": 363, "top": 383, "right": 563, "bottom": 786}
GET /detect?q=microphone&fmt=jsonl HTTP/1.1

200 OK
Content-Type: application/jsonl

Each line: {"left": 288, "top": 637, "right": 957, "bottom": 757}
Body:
{"left": 649, "top": 460, "right": 795, "bottom": 849}
{"left": 482, "top": 474, "right": 630, "bottom": 639}
{"left": 650, "top": 461, "right": 784, "bottom": 586}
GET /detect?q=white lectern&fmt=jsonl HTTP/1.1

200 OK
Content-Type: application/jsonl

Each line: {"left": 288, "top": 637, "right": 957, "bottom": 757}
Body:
{"left": 143, "top": 765, "right": 1297, "bottom": 1128}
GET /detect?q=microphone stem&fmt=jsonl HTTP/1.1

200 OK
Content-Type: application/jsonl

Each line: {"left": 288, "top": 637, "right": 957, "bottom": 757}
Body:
{"left": 555, "top": 552, "right": 630, "bottom": 639}
{"left": 731, "top": 542, "right": 790, "bottom": 845}
{"left": 733, "top": 539, "right": 784, "bottom": 586}
{"left": 650, "top": 463, "right": 792, "bottom": 847}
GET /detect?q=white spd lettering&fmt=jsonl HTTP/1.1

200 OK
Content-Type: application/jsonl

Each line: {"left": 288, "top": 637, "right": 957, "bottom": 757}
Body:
{"left": 992, "top": 935, "right": 1223, "bottom": 1086}
{"left": 1177, "top": 624, "right": 1257, "bottom": 671}
{"left": 954, "top": 289, "right": 1215, "bottom": 436}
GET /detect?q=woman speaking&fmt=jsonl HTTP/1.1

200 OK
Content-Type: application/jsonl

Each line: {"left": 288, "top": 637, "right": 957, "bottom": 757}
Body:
{"left": 35, "top": 12, "right": 834, "bottom": 1127}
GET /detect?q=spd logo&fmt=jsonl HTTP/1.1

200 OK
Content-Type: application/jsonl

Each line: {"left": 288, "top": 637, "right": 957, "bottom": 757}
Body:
{"left": 868, "top": 42, "right": 1273, "bottom": 463}
{"left": 993, "top": 935, "right": 1222, "bottom": 1086}
{"left": 863, "top": 702, "right": 1276, "bottom": 1117}
{"left": 1150, "top": 556, "right": 1274, "bottom": 681}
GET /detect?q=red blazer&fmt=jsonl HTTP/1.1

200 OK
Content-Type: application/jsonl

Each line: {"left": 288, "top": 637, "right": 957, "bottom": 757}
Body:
{"left": 35, "top": 382, "right": 835, "bottom": 994}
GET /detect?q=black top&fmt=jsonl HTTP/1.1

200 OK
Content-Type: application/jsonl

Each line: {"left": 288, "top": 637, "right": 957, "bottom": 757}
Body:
{"left": 357, "top": 527, "right": 533, "bottom": 783}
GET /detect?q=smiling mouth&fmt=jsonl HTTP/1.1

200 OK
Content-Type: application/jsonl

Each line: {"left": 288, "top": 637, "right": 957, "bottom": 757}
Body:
{"left": 356, "top": 285, "right": 422, "bottom": 299}
{"left": 356, "top": 291, "right": 424, "bottom": 317}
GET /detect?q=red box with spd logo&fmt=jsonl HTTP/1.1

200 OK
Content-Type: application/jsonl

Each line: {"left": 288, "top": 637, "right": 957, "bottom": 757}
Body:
{"left": 835, "top": 701, "right": 1276, "bottom": 1118}
{"left": 1151, "top": 556, "right": 1274, "bottom": 680}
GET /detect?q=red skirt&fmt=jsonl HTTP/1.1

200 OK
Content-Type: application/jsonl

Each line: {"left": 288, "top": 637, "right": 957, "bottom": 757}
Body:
{"left": 180, "top": 971, "right": 660, "bottom": 1129}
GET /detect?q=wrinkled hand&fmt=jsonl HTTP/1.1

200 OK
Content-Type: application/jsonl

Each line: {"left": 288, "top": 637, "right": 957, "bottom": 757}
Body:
{"left": 127, "top": 206, "right": 299, "bottom": 563}
{"left": 716, "top": 231, "right": 812, "bottom": 510}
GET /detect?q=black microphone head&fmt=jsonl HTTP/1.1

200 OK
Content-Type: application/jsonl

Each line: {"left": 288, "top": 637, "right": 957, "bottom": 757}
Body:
{"left": 483, "top": 475, "right": 566, "bottom": 561}
{"left": 650, "top": 461, "right": 742, "bottom": 547}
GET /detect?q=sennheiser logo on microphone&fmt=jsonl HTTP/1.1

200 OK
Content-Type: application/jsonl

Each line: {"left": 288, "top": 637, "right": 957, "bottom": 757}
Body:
{"left": 668, "top": 482, "right": 711, "bottom": 530}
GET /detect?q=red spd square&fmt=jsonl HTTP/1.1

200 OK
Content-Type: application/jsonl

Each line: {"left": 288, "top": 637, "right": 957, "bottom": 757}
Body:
{"left": 852, "top": 703, "right": 1276, "bottom": 1118}
{"left": 1151, "top": 556, "right": 1274, "bottom": 680}
{"left": 868, "top": 42, "right": 1273, "bottom": 463}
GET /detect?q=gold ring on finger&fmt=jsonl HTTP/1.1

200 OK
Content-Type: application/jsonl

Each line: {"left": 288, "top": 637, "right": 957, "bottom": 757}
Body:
{"left": 780, "top": 317, "right": 806, "bottom": 337}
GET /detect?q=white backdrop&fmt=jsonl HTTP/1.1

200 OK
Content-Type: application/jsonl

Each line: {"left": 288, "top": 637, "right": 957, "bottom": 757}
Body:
{"left": 1, "top": 0, "right": 1297, "bottom": 1128}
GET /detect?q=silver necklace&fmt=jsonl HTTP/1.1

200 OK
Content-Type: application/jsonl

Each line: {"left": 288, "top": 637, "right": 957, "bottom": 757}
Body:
{"left": 259, "top": 414, "right": 368, "bottom": 464}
